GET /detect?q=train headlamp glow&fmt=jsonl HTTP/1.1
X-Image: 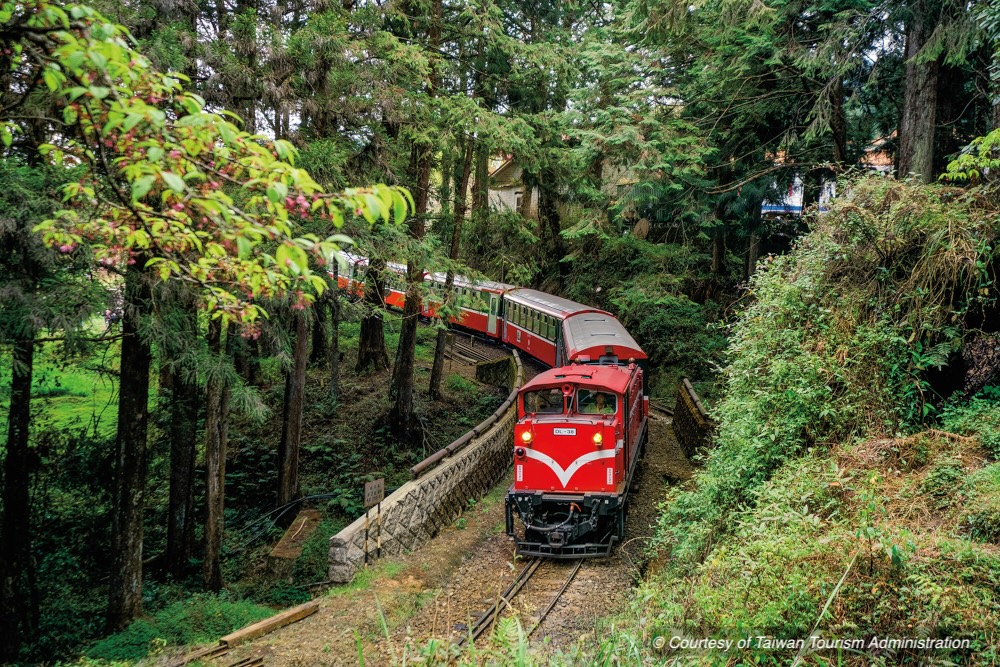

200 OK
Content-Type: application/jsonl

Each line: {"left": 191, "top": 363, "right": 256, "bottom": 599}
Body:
{"left": 593, "top": 432, "right": 603, "bottom": 445}
{"left": 521, "top": 431, "right": 533, "bottom": 444}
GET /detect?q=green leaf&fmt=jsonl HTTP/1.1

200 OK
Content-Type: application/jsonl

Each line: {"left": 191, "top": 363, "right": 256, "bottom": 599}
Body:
{"left": 132, "top": 175, "right": 155, "bottom": 201}
{"left": 88, "top": 85, "right": 111, "bottom": 99}
{"left": 42, "top": 68, "right": 61, "bottom": 92}
{"left": 236, "top": 236, "right": 252, "bottom": 259}
{"left": 162, "top": 171, "right": 186, "bottom": 192}
{"left": 266, "top": 181, "right": 288, "bottom": 204}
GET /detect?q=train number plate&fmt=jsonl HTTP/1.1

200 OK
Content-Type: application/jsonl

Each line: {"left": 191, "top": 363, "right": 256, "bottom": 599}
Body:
{"left": 553, "top": 428, "right": 576, "bottom": 436}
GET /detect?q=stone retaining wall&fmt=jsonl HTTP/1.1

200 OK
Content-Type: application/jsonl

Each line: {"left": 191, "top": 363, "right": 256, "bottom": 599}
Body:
{"left": 328, "top": 352, "right": 522, "bottom": 583}
{"left": 672, "top": 378, "right": 713, "bottom": 459}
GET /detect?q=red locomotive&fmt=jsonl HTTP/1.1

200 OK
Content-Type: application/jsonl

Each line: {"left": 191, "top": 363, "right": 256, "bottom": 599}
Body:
{"left": 505, "top": 344, "right": 648, "bottom": 557}
{"left": 332, "top": 251, "right": 649, "bottom": 557}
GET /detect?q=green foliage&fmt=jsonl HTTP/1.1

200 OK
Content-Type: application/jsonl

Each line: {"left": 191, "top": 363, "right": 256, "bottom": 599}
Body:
{"left": 86, "top": 595, "right": 272, "bottom": 662}
{"left": 562, "top": 232, "right": 726, "bottom": 397}
{"left": 941, "top": 388, "right": 1000, "bottom": 459}
{"left": 919, "top": 456, "right": 966, "bottom": 508}
{"left": 0, "top": 337, "right": 119, "bottom": 434}
{"left": 445, "top": 373, "right": 477, "bottom": 394}
{"left": 4, "top": 0, "right": 410, "bottom": 324}
{"left": 654, "top": 176, "right": 999, "bottom": 565}
{"left": 960, "top": 464, "right": 1000, "bottom": 544}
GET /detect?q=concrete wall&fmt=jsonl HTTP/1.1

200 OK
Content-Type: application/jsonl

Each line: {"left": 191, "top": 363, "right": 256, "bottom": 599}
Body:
{"left": 328, "top": 354, "right": 522, "bottom": 583}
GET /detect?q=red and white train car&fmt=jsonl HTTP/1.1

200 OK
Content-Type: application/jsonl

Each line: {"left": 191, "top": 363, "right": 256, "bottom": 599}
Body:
{"left": 501, "top": 289, "right": 607, "bottom": 367}
{"left": 424, "top": 273, "right": 513, "bottom": 338}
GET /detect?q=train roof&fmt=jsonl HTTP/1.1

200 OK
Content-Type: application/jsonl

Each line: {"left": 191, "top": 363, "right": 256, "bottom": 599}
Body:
{"left": 504, "top": 288, "right": 608, "bottom": 320}
{"left": 521, "top": 363, "right": 635, "bottom": 394}
{"left": 426, "top": 272, "right": 515, "bottom": 293}
{"left": 334, "top": 251, "right": 368, "bottom": 267}
{"left": 563, "top": 312, "right": 647, "bottom": 363}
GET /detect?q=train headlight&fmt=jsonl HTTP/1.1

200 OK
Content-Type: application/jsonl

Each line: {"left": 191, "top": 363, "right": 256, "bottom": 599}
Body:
{"left": 593, "top": 432, "right": 603, "bottom": 446}
{"left": 520, "top": 431, "right": 533, "bottom": 444}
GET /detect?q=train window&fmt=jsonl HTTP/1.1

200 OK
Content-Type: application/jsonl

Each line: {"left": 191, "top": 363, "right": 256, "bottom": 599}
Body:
{"left": 549, "top": 318, "right": 557, "bottom": 340}
{"left": 524, "top": 388, "right": 564, "bottom": 414}
{"left": 577, "top": 390, "right": 617, "bottom": 415}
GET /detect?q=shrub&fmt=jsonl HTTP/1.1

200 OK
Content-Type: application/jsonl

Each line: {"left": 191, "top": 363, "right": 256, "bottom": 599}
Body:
{"left": 961, "top": 464, "right": 1000, "bottom": 544}
{"left": 941, "top": 388, "right": 1000, "bottom": 459}
{"left": 446, "top": 373, "right": 477, "bottom": 394}
{"left": 86, "top": 594, "right": 273, "bottom": 662}
{"left": 920, "top": 456, "right": 966, "bottom": 508}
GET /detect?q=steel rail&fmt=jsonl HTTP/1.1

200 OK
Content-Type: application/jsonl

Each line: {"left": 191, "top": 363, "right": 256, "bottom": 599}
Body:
{"left": 457, "top": 557, "right": 541, "bottom": 647}
{"left": 526, "top": 559, "right": 583, "bottom": 638}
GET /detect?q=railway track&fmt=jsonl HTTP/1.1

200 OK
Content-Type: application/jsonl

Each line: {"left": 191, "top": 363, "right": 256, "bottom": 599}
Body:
{"left": 649, "top": 400, "right": 674, "bottom": 418}
{"left": 442, "top": 335, "right": 502, "bottom": 365}
{"left": 456, "top": 557, "right": 583, "bottom": 648}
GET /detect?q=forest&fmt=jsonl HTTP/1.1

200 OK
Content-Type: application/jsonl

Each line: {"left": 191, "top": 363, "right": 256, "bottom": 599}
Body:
{"left": 2, "top": 0, "right": 999, "bottom": 664}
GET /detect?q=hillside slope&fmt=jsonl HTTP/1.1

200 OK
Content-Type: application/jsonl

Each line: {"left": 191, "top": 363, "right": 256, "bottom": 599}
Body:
{"left": 630, "top": 178, "right": 1000, "bottom": 665}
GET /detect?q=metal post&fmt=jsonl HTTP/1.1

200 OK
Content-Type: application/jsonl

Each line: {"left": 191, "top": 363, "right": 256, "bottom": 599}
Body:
{"left": 376, "top": 501, "right": 382, "bottom": 560}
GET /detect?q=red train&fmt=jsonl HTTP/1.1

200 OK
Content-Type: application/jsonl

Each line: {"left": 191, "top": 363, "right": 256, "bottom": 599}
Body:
{"left": 334, "top": 252, "right": 648, "bottom": 557}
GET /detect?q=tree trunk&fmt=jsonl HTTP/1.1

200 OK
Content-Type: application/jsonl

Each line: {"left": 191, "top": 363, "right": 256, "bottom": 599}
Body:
{"left": 356, "top": 259, "right": 390, "bottom": 373}
{"left": 165, "top": 293, "right": 199, "bottom": 579}
{"left": 234, "top": 337, "right": 260, "bottom": 387}
{"left": 0, "top": 334, "right": 34, "bottom": 661}
{"left": 472, "top": 142, "right": 490, "bottom": 219}
{"left": 165, "top": 362, "right": 199, "bottom": 578}
{"left": 538, "top": 177, "right": 565, "bottom": 282}
{"left": 830, "top": 76, "right": 847, "bottom": 167}
{"left": 107, "top": 263, "right": 152, "bottom": 631}
{"left": 898, "top": 0, "right": 939, "bottom": 184}
{"left": 747, "top": 232, "right": 761, "bottom": 279}
{"left": 389, "top": 145, "right": 431, "bottom": 437}
{"left": 430, "top": 138, "right": 475, "bottom": 399}
{"left": 202, "top": 319, "right": 231, "bottom": 591}
{"left": 329, "top": 265, "right": 341, "bottom": 399}
{"left": 711, "top": 227, "right": 726, "bottom": 276}
{"left": 389, "top": 0, "right": 440, "bottom": 437}
{"left": 310, "top": 300, "right": 328, "bottom": 366}
{"left": 278, "top": 310, "right": 308, "bottom": 507}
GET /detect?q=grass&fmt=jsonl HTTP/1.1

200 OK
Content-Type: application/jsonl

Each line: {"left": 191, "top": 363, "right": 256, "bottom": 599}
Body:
{"left": 0, "top": 339, "right": 120, "bottom": 436}
{"left": 328, "top": 560, "right": 406, "bottom": 598}
{"left": 85, "top": 595, "right": 274, "bottom": 663}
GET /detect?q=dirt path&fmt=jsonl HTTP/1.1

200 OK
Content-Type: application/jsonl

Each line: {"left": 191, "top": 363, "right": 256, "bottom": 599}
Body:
{"left": 214, "top": 412, "right": 690, "bottom": 667}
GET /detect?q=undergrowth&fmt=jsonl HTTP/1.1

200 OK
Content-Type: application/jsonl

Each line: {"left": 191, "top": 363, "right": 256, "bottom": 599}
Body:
{"left": 84, "top": 595, "right": 272, "bottom": 663}
{"left": 628, "top": 177, "right": 1000, "bottom": 665}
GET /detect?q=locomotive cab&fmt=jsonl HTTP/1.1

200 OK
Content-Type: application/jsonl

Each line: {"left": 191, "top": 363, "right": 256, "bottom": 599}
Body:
{"left": 506, "top": 364, "right": 647, "bottom": 558}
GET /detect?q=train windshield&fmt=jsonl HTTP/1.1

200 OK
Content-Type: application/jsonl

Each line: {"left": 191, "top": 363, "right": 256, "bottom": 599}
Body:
{"left": 576, "top": 390, "right": 617, "bottom": 415}
{"left": 524, "top": 388, "right": 565, "bottom": 414}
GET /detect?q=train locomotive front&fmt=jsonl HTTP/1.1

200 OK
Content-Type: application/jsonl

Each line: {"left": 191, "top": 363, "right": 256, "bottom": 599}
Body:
{"left": 505, "top": 363, "right": 647, "bottom": 557}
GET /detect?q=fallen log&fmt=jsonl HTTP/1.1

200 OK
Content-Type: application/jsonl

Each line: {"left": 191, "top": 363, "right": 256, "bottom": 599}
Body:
{"left": 219, "top": 600, "right": 319, "bottom": 647}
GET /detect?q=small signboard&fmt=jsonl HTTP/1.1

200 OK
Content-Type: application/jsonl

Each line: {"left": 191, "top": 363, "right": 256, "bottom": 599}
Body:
{"left": 364, "top": 478, "right": 385, "bottom": 508}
